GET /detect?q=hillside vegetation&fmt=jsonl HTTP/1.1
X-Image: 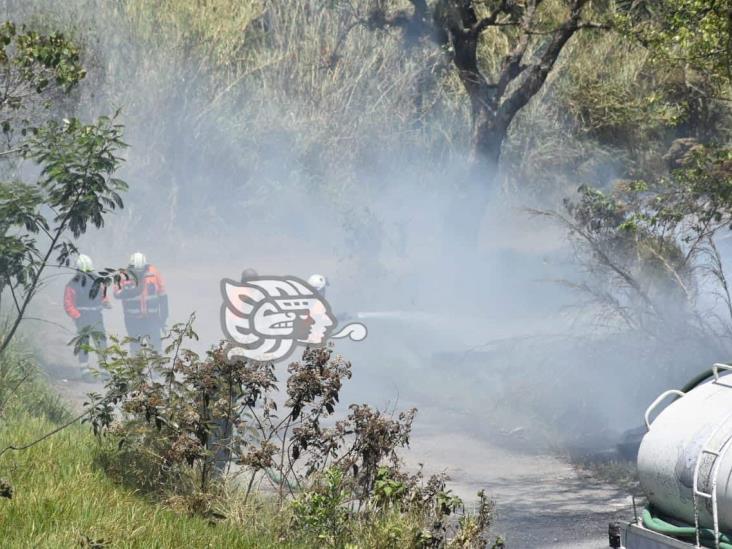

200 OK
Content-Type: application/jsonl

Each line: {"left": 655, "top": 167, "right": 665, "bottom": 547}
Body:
{"left": 1, "top": 1, "right": 732, "bottom": 547}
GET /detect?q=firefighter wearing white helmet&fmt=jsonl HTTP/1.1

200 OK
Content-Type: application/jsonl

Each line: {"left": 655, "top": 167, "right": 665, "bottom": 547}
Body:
{"left": 114, "top": 251, "right": 168, "bottom": 354}
{"left": 306, "top": 274, "right": 352, "bottom": 322}
{"left": 308, "top": 273, "right": 328, "bottom": 295}
{"left": 129, "top": 252, "right": 146, "bottom": 270}
{"left": 63, "top": 254, "right": 109, "bottom": 364}
{"left": 76, "top": 254, "right": 94, "bottom": 273}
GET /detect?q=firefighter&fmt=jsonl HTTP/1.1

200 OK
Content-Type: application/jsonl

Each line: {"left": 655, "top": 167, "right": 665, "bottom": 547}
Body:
{"left": 64, "top": 254, "right": 109, "bottom": 363}
{"left": 307, "top": 273, "right": 352, "bottom": 322}
{"left": 307, "top": 273, "right": 328, "bottom": 296}
{"left": 241, "top": 267, "right": 258, "bottom": 282}
{"left": 114, "top": 252, "right": 168, "bottom": 354}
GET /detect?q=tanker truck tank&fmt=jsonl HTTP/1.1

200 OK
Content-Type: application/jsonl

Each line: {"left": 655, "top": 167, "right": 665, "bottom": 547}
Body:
{"left": 613, "top": 363, "right": 732, "bottom": 548}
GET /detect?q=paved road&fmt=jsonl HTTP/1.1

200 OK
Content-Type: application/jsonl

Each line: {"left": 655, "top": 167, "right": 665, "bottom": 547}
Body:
{"left": 404, "top": 409, "right": 633, "bottom": 548}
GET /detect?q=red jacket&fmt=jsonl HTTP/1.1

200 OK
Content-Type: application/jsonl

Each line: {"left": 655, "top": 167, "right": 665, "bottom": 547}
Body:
{"left": 64, "top": 275, "right": 110, "bottom": 320}
{"left": 114, "top": 265, "right": 167, "bottom": 319}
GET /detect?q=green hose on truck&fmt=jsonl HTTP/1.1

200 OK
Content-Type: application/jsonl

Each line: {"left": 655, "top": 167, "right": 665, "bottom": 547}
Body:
{"left": 638, "top": 364, "right": 732, "bottom": 549}
{"left": 642, "top": 506, "right": 732, "bottom": 548}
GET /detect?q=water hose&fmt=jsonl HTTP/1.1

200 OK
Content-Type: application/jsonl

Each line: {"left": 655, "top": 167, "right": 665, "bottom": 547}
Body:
{"left": 636, "top": 368, "right": 732, "bottom": 546}
{"left": 642, "top": 506, "right": 732, "bottom": 548}
{"left": 264, "top": 467, "right": 299, "bottom": 491}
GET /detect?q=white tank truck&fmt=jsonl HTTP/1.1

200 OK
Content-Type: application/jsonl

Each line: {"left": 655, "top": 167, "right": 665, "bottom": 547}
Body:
{"left": 611, "top": 364, "right": 732, "bottom": 549}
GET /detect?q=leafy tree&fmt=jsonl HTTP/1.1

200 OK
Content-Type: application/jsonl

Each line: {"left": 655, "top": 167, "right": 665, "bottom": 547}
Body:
{"left": 0, "top": 21, "right": 127, "bottom": 356}
{"left": 545, "top": 0, "right": 732, "bottom": 346}
{"left": 619, "top": 0, "right": 732, "bottom": 95}
{"left": 0, "top": 21, "right": 86, "bottom": 155}
{"left": 366, "top": 0, "right": 610, "bottom": 170}
{"left": 539, "top": 144, "right": 732, "bottom": 346}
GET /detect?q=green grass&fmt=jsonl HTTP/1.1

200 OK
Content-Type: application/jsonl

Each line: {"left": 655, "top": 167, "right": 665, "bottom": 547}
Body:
{"left": 0, "top": 336, "right": 459, "bottom": 549}
{"left": 0, "top": 338, "right": 285, "bottom": 547}
{"left": 0, "top": 410, "right": 289, "bottom": 548}
{"left": 0, "top": 397, "right": 444, "bottom": 549}
{"left": 0, "top": 352, "right": 427, "bottom": 549}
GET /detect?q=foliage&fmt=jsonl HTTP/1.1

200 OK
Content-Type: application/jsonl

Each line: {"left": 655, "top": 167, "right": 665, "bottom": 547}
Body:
{"left": 0, "top": 334, "right": 497, "bottom": 548}
{"left": 558, "top": 36, "right": 686, "bottom": 146}
{"left": 1, "top": 0, "right": 471, "bottom": 245}
{"left": 2, "top": 0, "right": 725, "bottom": 261}
{"left": 0, "top": 411, "right": 284, "bottom": 548}
{"left": 539, "top": 143, "right": 732, "bottom": 346}
{"left": 0, "top": 20, "right": 85, "bottom": 92}
{"left": 0, "top": 20, "right": 86, "bottom": 151}
{"left": 31, "top": 117, "right": 127, "bottom": 237}
{"left": 0, "top": 402, "right": 495, "bottom": 549}
{"left": 451, "top": 491, "right": 503, "bottom": 549}
{"left": 85, "top": 318, "right": 415, "bottom": 497}
{"left": 617, "top": 0, "right": 732, "bottom": 93}
{"left": 290, "top": 468, "right": 350, "bottom": 546}
{"left": 372, "top": 465, "right": 408, "bottom": 508}
{"left": 2, "top": 0, "right": 730, "bottom": 241}
{"left": 83, "top": 318, "right": 498, "bottom": 547}
{"left": 365, "top": 0, "right": 614, "bottom": 165}
{"left": 0, "top": 20, "right": 128, "bottom": 360}
{"left": 0, "top": 114, "right": 128, "bottom": 355}
{"left": 124, "top": 0, "right": 265, "bottom": 69}
{"left": 0, "top": 336, "right": 69, "bottom": 424}
{"left": 286, "top": 463, "right": 500, "bottom": 548}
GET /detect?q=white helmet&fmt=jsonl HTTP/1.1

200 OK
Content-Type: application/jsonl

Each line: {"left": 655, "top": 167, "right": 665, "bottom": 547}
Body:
{"left": 307, "top": 273, "right": 327, "bottom": 292}
{"left": 76, "top": 254, "right": 94, "bottom": 273}
{"left": 129, "top": 252, "right": 147, "bottom": 270}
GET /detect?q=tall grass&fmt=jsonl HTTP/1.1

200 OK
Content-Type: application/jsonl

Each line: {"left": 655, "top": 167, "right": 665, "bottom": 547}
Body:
{"left": 6, "top": 0, "right": 471, "bottom": 242}
{"left": 0, "top": 413, "right": 286, "bottom": 548}
{"left": 8, "top": 1, "right": 730, "bottom": 214}
{"left": 0, "top": 338, "right": 69, "bottom": 424}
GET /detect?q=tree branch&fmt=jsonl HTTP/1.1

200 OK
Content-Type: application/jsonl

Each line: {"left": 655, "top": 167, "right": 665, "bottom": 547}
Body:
{"left": 8, "top": 284, "right": 21, "bottom": 315}
{"left": 470, "top": 0, "right": 511, "bottom": 37}
{"left": 526, "top": 21, "right": 611, "bottom": 35}
{"left": 497, "top": 0, "right": 591, "bottom": 131}
{"left": 0, "top": 172, "right": 89, "bottom": 356}
{"left": 0, "top": 147, "right": 23, "bottom": 157}
{"left": 494, "top": 0, "right": 541, "bottom": 101}
{"left": 531, "top": 208, "right": 660, "bottom": 315}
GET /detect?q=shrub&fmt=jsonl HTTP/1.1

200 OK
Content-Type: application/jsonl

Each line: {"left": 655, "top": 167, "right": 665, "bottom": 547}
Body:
{"left": 84, "top": 316, "right": 499, "bottom": 547}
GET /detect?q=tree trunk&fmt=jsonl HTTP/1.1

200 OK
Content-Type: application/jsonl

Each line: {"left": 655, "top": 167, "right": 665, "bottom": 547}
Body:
{"left": 378, "top": 0, "right": 593, "bottom": 247}
{"left": 471, "top": 106, "right": 506, "bottom": 169}
{"left": 445, "top": 31, "right": 505, "bottom": 248}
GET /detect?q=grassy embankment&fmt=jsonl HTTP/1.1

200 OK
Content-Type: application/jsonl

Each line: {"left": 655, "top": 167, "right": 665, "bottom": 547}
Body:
{"left": 0, "top": 342, "right": 284, "bottom": 548}
{"left": 0, "top": 341, "right": 435, "bottom": 549}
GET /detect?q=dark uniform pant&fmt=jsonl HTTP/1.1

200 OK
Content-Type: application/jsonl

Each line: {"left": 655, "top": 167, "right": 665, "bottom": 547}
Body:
{"left": 74, "top": 312, "right": 107, "bottom": 363}
{"left": 124, "top": 316, "right": 163, "bottom": 354}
